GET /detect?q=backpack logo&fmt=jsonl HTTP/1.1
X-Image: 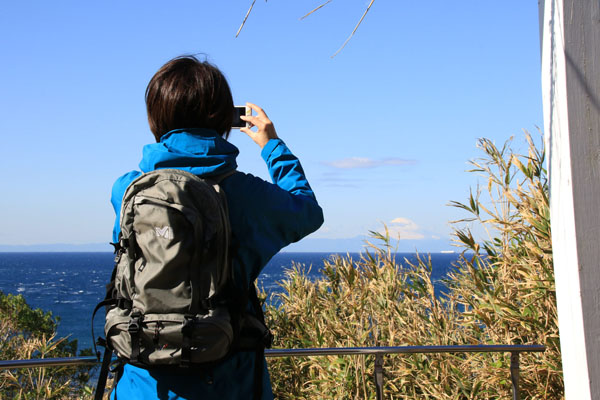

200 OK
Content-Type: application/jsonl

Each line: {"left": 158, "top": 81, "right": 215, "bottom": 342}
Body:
{"left": 154, "top": 226, "right": 173, "bottom": 239}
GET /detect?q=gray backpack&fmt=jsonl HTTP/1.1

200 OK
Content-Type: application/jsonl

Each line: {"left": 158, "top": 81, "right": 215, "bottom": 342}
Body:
{"left": 92, "top": 169, "right": 270, "bottom": 399}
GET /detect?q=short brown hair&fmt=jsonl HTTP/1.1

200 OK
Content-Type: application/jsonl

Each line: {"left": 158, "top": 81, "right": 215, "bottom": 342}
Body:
{"left": 145, "top": 56, "right": 234, "bottom": 141}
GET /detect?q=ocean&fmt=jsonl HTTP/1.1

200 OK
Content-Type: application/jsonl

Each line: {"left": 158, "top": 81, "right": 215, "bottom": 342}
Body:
{"left": 0, "top": 252, "right": 460, "bottom": 352}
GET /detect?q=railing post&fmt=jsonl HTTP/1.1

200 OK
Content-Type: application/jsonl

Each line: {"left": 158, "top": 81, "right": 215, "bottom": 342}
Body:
{"left": 374, "top": 354, "right": 384, "bottom": 400}
{"left": 510, "top": 352, "right": 520, "bottom": 400}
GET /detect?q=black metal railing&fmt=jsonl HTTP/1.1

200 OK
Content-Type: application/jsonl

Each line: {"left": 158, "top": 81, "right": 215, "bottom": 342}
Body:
{"left": 0, "top": 344, "right": 545, "bottom": 400}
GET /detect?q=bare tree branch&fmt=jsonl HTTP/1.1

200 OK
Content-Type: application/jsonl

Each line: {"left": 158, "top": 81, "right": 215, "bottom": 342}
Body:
{"left": 331, "top": 0, "right": 375, "bottom": 58}
{"left": 236, "top": 0, "right": 257, "bottom": 38}
{"left": 235, "top": 0, "right": 375, "bottom": 57}
{"left": 300, "top": 0, "right": 333, "bottom": 20}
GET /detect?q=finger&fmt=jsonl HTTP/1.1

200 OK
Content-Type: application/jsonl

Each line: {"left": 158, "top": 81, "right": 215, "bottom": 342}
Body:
{"left": 240, "top": 115, "right": 261, "bottom": 129}
{"left": 246, "top": 102, "right": 268, "bottom": 119}
{"left": 239, "top": 120, "right": 255, "bottom": 130}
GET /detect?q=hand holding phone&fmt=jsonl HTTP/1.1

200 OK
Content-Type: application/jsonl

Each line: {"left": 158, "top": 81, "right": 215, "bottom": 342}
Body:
{"left": 240, "top": 103, "right": 279, "bottom": 149}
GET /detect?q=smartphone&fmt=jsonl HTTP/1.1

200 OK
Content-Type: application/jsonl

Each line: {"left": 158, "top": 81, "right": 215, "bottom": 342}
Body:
{"left": 232, "top": 105, "right": 251, "bottom": 129}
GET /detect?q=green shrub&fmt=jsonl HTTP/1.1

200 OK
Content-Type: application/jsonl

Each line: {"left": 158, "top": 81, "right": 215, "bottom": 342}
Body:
{"left": 265, "top": 133, "right": 563, "bottom": 399}
{"left": 0, "top": 291, "right": 94, "bottom": 399}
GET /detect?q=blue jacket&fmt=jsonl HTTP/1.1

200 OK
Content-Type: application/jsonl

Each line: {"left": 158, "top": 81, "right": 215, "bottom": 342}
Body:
{"left": 109, "top": 128, "right": 324, "bottom": 399}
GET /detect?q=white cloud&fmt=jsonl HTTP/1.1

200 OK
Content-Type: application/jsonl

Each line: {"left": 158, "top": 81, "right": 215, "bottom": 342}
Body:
{"left": 387, "top": 217, "right": 425, "bottom": 240}
{"left": 324, "top": 157, "right": 415, "bottom": 169}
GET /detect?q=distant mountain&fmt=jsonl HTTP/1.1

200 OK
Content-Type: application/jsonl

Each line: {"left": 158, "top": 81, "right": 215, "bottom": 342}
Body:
{"left": 283, "top": 235, "right": 454, "bottom": 253}
{"left": 0, "top": 237, "right": 454, "bottom": 253}
{"left": 0, "top": 243, "right": 113, "bottom": 252}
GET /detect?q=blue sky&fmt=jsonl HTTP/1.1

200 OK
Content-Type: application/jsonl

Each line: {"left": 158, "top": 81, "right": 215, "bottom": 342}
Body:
{"left": 0, "top": 1, "right": 543, "bottom": 251}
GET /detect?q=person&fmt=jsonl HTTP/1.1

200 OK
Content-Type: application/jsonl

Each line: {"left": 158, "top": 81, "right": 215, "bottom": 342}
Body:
{"left": 109, "top": 55, "right": 324, "bottom": 399}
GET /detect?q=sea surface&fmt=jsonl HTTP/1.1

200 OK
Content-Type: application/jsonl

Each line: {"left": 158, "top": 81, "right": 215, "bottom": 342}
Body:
{"left": 0, "top": 252, "right": 461, "bottom": 352}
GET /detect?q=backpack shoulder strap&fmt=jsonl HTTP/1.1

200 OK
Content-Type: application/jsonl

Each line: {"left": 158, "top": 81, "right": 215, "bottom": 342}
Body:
{"left": 94, "top": 344, "right": 113, "bottom": 400}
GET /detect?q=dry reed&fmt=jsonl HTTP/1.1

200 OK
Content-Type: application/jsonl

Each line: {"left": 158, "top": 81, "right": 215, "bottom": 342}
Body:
{"left": 265, "top": 133, "right": 562, "bottom": 399}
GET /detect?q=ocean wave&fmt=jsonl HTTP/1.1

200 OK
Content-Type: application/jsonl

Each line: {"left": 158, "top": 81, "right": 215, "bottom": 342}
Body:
{"left": 0, "top": 251, "right": 459, "bottom": 352}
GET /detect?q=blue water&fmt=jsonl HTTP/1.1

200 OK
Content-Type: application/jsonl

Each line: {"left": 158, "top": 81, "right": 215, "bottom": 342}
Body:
{"left": 0, "top": 252, "right": 460, "bottom": 352}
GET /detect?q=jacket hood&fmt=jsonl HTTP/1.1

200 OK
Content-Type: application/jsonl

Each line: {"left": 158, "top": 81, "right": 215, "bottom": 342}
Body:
{"left": 139, "top": 128, "right": 239, "bottom": 176}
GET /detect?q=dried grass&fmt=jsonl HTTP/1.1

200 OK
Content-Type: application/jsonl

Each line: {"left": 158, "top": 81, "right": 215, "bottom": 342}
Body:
{"left": 265, "top": 132, "right": 563, "bottom": 399}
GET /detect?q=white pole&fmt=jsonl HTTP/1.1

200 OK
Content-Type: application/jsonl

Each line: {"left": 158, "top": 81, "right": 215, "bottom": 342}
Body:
{"left": 540, "top": 0, "right": 600, "bottom": 398}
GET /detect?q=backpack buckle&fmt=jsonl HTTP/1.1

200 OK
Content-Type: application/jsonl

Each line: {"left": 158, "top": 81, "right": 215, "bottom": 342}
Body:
{"left": 127, "top": 311, "right": 143, "bottom": 364}
{"left": 128, "top": 311, "right": 142, "bottom": 334}
{"left": 112, "top": 237, "right": 130, "bottom": 263}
